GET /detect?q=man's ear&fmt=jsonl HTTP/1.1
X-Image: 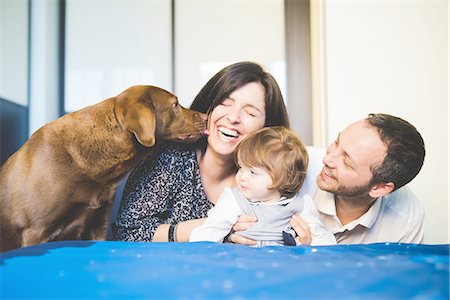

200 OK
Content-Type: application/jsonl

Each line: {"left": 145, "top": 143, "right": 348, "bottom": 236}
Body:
{"left": 124, "top": 102, "right": 156, "bottom": 147}
{"left": 368, "top": 182, "right": 395, "bottom": 198}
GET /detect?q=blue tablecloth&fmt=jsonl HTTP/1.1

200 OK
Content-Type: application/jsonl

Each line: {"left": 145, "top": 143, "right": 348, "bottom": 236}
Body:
{"left": 1, "top": 241, "right": 448, "bottom": 299}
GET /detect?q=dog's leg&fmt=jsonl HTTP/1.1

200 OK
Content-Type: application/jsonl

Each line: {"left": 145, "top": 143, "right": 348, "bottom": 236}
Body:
{"left": 22, "top": 227, "right": 50, "bottom": 247}
{"left": 83, "top": 189, "right": 116, "bottom": 240}
{"left": 85, "top": 200, "right": 114, "bottom": 240}
{"left": 54, "top": 203, "right": 97, "bottom": 240}
{"left": 0, "top": 221, "right": 22, "bottom": 252}
{"left": 54, "top": 196, "right": 112, "bottom": 241}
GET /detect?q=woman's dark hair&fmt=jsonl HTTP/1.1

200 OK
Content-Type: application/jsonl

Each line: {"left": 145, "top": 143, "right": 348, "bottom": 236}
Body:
{"left": 367, "top": 113, "right": 425, "bottom": 191}
{"left": 190, "top": 61, "right": 290, "bottom": 128}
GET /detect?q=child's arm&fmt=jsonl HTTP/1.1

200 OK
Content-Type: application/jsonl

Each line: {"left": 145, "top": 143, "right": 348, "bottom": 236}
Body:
{"left": 190, "top": 187, "right": 242, "bottom": 242}
{"left": 297, "top": 195, "right": 337, "bottom": 246}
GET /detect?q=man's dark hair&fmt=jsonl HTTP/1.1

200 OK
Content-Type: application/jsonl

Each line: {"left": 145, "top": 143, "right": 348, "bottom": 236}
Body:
{"left": 367, "top": 113, "right": 425, "bottom": 191}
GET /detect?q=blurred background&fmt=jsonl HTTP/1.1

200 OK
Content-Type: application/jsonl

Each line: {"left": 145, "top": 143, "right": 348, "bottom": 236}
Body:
{"left": 0, "top": 0, "right": 448, "bottom": 244}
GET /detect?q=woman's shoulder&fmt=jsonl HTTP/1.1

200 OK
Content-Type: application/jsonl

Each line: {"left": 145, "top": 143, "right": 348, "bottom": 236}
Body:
{"left": 136, "top": 141, "right": 200, "bottom": 170}
{"left": 158, "top": 141, "right": 199, "bottom": 160}
{"left": 127, "top": 141, "right": 201, "bottom": 182}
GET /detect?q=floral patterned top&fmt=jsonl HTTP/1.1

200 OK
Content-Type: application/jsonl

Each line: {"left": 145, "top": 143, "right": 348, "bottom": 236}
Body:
{"left": 112, "top": 142, "right": 214, "bottom": 241}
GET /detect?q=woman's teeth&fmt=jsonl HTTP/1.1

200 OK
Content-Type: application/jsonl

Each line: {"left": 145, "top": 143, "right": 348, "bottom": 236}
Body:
{"left": 219, "top": 127, "right": 239, "bottom": 138}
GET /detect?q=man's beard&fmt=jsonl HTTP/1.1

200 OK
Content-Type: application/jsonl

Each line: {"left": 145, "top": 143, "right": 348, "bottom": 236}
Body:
{"left": 319, "top": 180, "right": 372, "bottom": 198}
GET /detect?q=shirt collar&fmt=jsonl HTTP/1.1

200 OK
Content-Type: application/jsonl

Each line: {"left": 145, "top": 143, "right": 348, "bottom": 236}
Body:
{"left": 356, "top": 197, "right": 382, "bottom": 228}
{"left": 315, "top": 189, "right": 336, "bottom": 216}
{"left": 315, "top": 189, "right": 383, "bottom": 230}
{"left": 249, "top": 196, "right": 293, "bottom": 206}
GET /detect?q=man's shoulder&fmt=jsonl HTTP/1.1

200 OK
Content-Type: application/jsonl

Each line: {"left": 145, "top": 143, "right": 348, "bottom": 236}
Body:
{"left": 382, "top": 186, "right": 425, "bottom": 221}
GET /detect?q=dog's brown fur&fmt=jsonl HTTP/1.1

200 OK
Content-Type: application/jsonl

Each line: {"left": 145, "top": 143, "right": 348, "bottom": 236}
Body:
{"left": 0, "top": 85, "right": 206, "bottom": 252}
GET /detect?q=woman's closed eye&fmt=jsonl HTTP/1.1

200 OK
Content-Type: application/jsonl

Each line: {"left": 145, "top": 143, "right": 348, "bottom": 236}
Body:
{"left": 220, "top": 99, "right": 234, "bottom": 106}
{"left": 244, "top": 107, "right": 259, "bottom": 117}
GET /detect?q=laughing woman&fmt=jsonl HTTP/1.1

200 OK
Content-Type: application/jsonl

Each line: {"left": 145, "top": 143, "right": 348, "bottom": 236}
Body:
{"left": 113, "top": 62, "right": 289, "bottom": 244}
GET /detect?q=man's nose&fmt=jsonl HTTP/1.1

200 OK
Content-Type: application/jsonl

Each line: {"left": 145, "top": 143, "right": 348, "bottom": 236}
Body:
{"left": 323, "top": 149, "right": 337, "bottom": 168}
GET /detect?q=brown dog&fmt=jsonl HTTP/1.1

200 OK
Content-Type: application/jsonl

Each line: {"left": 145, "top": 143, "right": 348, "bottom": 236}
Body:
{"left": 0, "top": 85, "right": 207, "bottom": 252}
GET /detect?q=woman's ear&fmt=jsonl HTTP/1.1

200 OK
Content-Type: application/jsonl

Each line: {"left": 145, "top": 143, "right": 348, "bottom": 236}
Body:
{"left": 124, "top": 102, "right": 156, "bottom": 147}
{"left": 368, "top": 182, "right": 395, "bottom": 199}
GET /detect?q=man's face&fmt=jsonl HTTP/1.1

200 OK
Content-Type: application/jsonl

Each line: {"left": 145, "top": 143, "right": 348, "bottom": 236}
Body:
{"left": 317, "top": 120, "right": 387, "bottom": 197}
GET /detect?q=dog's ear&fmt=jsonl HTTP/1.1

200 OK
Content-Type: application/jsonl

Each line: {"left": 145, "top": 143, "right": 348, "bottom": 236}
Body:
{"left": 124, "top": 102, "right": 156, "bottom": 147}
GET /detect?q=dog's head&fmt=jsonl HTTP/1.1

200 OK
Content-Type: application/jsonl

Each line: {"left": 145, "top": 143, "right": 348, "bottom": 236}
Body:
{"left": 116, "top": 85, "right": 207, "bottom": 147}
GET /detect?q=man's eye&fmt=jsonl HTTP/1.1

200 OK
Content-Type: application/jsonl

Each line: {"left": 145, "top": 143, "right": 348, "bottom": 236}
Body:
{"left": 344, "top": 160, "right": 354, "bottom": 169}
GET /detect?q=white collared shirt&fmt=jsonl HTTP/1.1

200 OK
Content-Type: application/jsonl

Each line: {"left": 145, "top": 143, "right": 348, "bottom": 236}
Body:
{"left": 313, "top": 186, "right": 425, "bottom": 244}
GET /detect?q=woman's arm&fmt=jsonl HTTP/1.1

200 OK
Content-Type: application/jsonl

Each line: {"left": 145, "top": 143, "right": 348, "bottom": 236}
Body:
{"left": 153, "top": 218, "right": 206, "bottom": 242}
{"left": 113, "top": 146, "right": 177, "bottom": 241}
{"left": 227, "top": 215, "right": 258, "bottom": 246}
{"left": 189, "top": 188, "right": 242, "bottom": 243}
{"left": 113, "top": 144, "right": 212, "bottom": 242}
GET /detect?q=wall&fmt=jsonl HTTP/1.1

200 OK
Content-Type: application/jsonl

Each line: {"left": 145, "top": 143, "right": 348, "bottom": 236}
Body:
{"left": 64, "top": 0, "right": 285, "bottom": 111}
{"left": 29, "top": 0, "right": 61, "bottom": 135}
{"left": 175, "top": 0, "right": 285, "bottom": 108}
{"left": 311, "top": 0, "right": 449, "bottom": 243}
{"left": 0, "top": 0, "right": 28, "bottom": 105}
{"left": 65, "top": 0, "right": 172, "bottom": 112}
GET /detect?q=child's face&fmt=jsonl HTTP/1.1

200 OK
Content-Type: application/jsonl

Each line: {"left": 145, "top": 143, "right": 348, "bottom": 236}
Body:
{"left": 235, "top": 164, "right": 281, "bottom": 203}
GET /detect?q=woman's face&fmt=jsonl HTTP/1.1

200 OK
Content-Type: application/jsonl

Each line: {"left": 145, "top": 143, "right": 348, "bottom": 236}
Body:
{"left": 207, "top": 82, "right": 266, "bottom": 157}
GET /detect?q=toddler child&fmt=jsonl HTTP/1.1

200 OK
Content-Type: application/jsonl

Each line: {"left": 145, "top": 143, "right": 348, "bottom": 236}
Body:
{"left": 190, "top": 126, "right": 336, "bottom": 246}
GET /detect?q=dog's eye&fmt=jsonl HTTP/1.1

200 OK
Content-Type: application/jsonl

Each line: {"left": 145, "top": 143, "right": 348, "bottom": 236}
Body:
{"left": 172, "top": 103, "right": 179, "bottom": 108}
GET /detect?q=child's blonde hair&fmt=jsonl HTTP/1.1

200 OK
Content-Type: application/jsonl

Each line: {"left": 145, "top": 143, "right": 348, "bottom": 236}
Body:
{"left": 235, "top": 126, "right": 308, "bottom": 198}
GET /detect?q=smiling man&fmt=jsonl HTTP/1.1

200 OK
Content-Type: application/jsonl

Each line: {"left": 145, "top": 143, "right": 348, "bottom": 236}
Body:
{"left": 291, "top": 113, "right": 426, "bottom": 244}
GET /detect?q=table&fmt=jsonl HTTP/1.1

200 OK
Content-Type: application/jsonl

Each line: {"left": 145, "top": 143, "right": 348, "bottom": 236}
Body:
{"left": 1, "top": 241, "right": 448, "bottom": 299}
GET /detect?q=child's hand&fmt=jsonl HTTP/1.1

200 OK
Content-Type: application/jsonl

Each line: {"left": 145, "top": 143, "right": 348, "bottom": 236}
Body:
{"left": 290, "top": 215, "right": 312, "bottom": 245}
